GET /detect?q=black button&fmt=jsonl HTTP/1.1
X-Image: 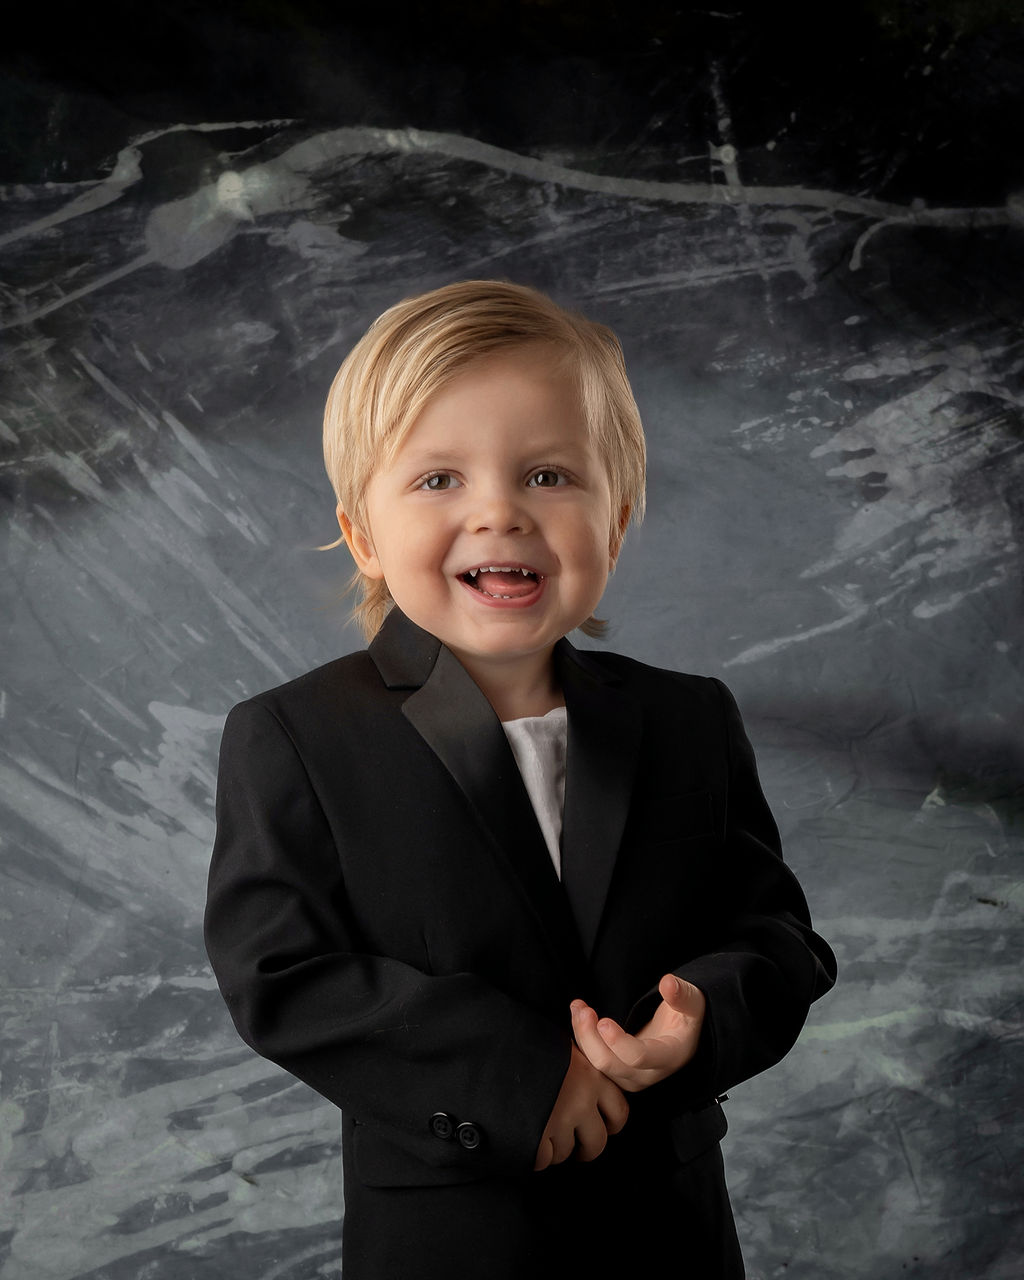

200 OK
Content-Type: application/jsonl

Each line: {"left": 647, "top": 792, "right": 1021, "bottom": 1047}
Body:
{"left": 456, "top": 1121, "right": 482, "bottom": 1150}
{"left": 430, "top": 1112, "right": 455, "bottom": 1141}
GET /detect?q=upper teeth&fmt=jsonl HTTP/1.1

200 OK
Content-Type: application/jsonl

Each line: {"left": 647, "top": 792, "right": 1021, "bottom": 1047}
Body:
{"left": 468, "top": 566, "right": 533, "bottom": 577}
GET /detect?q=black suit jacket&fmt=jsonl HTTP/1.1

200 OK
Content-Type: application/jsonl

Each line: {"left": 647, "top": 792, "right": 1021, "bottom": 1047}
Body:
{"left": 206, "top": 608, "right": 835, "bottom": 1274}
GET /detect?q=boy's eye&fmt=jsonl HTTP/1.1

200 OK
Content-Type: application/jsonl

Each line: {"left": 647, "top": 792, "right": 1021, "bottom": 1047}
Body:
{"left": 419, "top": 473, "right": 459, "bottom": 491}
{"left": 528, "top": 470, "right": 567, "bottom": 488}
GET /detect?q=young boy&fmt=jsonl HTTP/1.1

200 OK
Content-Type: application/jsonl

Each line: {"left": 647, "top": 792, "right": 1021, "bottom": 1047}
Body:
{"left": 205, "top": 281, "right": 836, "bottom": 1279}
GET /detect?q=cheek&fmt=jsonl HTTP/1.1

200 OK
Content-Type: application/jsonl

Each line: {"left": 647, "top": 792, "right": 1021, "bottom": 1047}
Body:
{"left": 378, "top": 523, "right": 449, "bottom": 581}
{"left": 564, "top": 529, "right": 615, "bottom": 597}
{"left": 576, "top": 510, "right": 617, "bottom": 564}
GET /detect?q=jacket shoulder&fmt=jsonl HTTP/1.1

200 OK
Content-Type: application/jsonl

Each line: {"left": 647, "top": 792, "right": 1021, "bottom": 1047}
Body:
{"left": 571, "top": 646, "right": 727, "bottom": 709}
{"left": 227, "top": 648, "right": 380, "bottom": 723}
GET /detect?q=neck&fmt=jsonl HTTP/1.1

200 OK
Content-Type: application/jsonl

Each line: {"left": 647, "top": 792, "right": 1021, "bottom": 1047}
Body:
{"left": 451, "top": 647, "right": 564, "bottom": 722}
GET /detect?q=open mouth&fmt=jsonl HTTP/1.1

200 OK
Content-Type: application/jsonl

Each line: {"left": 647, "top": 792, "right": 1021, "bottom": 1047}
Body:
{"left": 459, "top": 565, "right": 542, "bottom": 600}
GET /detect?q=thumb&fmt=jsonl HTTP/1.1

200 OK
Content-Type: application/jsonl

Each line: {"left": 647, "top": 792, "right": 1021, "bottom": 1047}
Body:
{"left": 660, "top": 973, "right": 703, "bottom": 1013}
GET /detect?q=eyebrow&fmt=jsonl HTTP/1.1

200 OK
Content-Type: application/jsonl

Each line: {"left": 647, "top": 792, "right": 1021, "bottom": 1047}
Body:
{"left": 399, "top": 449, "right": 469, "bottom": 466}
{"left": 400, "top": 440, "right": 586, "bottom": 466}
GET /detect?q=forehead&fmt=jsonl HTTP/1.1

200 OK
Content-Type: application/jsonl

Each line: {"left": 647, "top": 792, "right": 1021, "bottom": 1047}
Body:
{"left": 389, "top": 344, "right": 591, "bottom": 455}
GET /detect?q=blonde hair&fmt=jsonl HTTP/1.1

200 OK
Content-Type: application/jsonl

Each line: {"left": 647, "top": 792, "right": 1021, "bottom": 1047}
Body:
{"left": 323, "top": 280, "right": 646, "bottom": 640}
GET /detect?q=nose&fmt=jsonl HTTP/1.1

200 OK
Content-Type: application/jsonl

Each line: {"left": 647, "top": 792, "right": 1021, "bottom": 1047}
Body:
{"left": 465, "top": 482, "right": 532, "bottom": 535}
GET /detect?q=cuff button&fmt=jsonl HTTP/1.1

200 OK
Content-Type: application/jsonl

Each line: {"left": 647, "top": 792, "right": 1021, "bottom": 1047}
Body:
{"left": 429, "top": 1112, "right": 455, "bottom": 1141}
{"left": 456, "top": 1121, "right": 482, "bottom": 1150}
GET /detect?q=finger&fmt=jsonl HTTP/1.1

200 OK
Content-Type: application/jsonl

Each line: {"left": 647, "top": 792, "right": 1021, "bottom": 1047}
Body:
{"left": 548, "top": 1130, "right": 576, "bottom": 1167}
{"left": 578, "top": 1016, "right": 653, "bottom": 1091}
{"left": 571, "top": 1002, "right": 620, "bottom": 1073}
{"left": 595, "top": 1016, "right": 643, "bottom": 1064}
{"left": 598, "top": 1085, "right": 630, "bottom": 1134}
{"left": 573, "top": 1113, "right": 609, "bottom": 1163}
{"left": 575, "top": 1001, "right": 641, "bottom": 1066}
{"left": 534, "top": 1136, "right": 554, "bottom": 1172}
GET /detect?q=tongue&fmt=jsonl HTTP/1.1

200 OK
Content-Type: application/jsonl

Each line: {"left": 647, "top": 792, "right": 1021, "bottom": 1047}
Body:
{"left": 476, "top": 570, "right": 535, "bottom": 598}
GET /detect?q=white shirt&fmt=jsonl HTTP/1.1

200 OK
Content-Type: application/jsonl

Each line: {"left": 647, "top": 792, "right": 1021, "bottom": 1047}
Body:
{"left": 501, "top": 706, "right": 568, "bottom": 878}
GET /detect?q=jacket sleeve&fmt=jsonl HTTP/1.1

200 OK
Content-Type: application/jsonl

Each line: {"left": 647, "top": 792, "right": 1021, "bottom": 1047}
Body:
{"left": 627, "top": 677, "right": 836, "bottom": 1105}
{"left": 204, "top": 698, "right": 570, "bottom": 1178}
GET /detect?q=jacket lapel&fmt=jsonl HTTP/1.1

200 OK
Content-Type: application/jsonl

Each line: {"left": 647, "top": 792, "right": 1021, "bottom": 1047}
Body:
{"left": 557, "top": 641, "right": 642, "bottom": 956}
{"left": 370, "top": 610, "right": 586, "bottom": 980}
{"left": 369, "top": 610, "right": 642, "bottom": 964}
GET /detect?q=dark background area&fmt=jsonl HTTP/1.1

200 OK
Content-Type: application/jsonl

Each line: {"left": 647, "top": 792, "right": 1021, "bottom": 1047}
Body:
{"left": 5, "top": 1, "right": 1024, "bottom": 202}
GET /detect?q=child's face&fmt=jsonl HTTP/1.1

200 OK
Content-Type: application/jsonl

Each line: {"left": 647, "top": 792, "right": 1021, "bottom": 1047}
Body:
{"left": 341, "top": 344, "right": 625, "bottom": 686}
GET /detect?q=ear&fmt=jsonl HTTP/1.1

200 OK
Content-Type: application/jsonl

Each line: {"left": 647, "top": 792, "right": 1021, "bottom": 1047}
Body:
{"left": 608, "top": 503, "right": 631, "bottom": 569}
{"left": 337, "top": 504, "right": 384, "bottom": 579}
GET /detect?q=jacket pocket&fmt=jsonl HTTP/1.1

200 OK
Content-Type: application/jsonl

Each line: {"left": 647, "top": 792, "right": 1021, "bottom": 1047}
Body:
{"left": 351, "top": 1121, "right": 483, "bottom": 1189}
{"left": 669, "top": 1099, "right": 728, "bottom": 1165}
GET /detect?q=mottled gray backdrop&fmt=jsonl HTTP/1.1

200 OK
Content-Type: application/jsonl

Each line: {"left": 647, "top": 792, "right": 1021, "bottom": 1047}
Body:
{"left": 2, "top": 6, "right": 1022, "bottom": 1278}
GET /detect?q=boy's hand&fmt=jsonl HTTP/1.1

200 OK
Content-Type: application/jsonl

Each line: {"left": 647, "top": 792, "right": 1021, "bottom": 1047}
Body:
{"left": 570, "top": 974, "right": 706, "bottom": 1093}
{"left": 533, "top": 1045, "right": 629, "bottom": 1171}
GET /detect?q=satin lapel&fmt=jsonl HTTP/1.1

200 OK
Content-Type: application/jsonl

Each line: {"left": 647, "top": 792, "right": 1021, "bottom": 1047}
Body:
{"left": 558, "top": 643, "right": 642, "bottom": 956}
{"left": 399, "top": 642, "right": 585, "bottom": 980}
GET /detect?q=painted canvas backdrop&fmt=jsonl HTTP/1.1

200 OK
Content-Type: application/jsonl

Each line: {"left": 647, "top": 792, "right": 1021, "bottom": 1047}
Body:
{"left": 2, "top": 7, "right": 1022, "bottom": 1278}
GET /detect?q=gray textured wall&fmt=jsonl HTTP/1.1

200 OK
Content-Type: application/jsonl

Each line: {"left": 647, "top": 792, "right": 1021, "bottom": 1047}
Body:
{"left": 2, "top": 7, "right": 1022, "bottom": 1278}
